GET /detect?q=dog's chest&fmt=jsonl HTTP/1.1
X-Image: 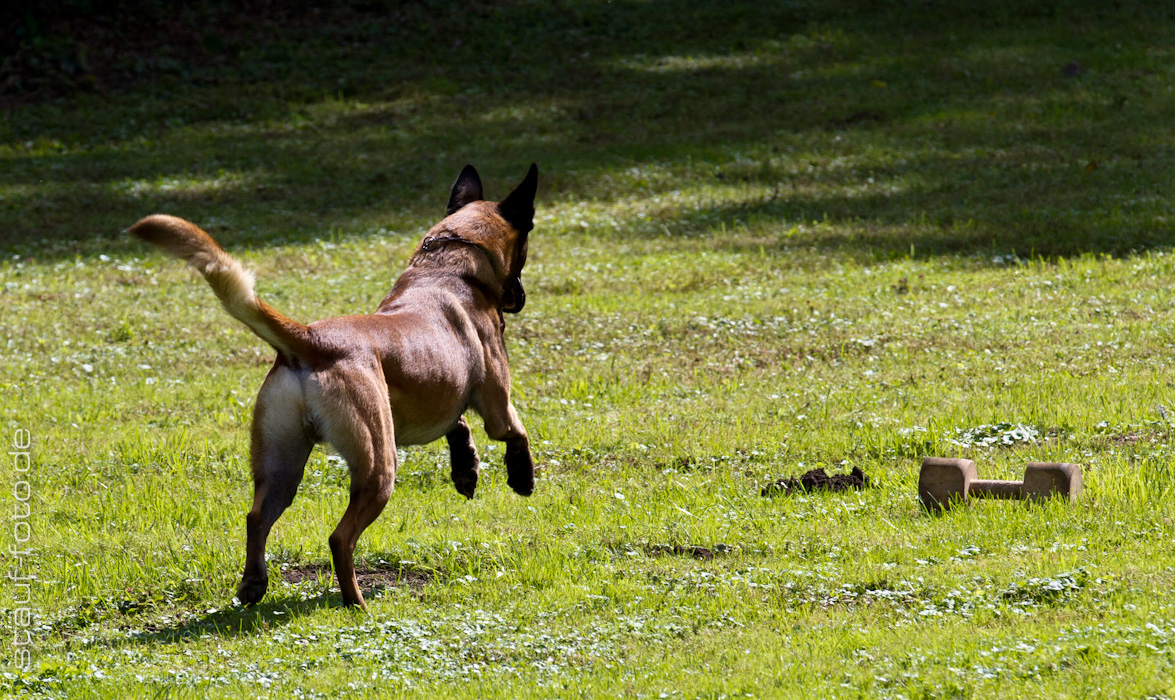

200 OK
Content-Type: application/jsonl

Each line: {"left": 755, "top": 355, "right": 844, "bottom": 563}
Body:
{"left": 386, "top": 384, "right": 470, "bottom": 446}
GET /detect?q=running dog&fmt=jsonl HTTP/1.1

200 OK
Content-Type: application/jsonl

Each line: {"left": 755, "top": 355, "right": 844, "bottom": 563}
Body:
{"left": 129, "top": 164, "right": 538, "bottom": 609}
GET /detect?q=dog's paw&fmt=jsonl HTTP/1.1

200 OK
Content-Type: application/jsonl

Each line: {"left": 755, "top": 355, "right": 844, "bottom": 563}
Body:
{"left": 340, "top": 592, "right": 369, "bottom": 611}
{"left": 236, "top": 575, "right": 269, "bottom": 605}
{"left": 452, "top": 467, "right": 479, "bottom": 499}
{"left": 505, "top": 451, "right": 535, "bottom": 496}
{"left": 506, "top": 471, "right": 534, "bottom": 496}
{"left": 508, "top": 481, "right": 534, "bottom": 496}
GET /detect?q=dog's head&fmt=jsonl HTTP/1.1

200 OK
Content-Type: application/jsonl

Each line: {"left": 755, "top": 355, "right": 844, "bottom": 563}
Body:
{"left": 428, "top": 163, "right": 537, "bottom": 314}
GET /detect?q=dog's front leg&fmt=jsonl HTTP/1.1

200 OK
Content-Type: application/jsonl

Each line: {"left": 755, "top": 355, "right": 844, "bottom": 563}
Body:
{"left": 502, "top": 432, "right": 534, "bottom": 496}
{"left": 481, "top": 390, "right": 534, "bottom": 497}
{"left": 446, "top": 416, "right": 480, "bottom": 499}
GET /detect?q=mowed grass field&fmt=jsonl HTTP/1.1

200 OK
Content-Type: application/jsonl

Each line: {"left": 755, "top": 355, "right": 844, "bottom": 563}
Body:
{"left": 3, "top": 1, "right": 1175, "bottom": 697}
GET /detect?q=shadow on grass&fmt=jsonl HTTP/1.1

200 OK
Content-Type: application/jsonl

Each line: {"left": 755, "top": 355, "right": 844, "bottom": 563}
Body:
{"left": 662, "top": 144, "right": 1172, "bottom": 262}
{"left": 119, "top": 592, "right": 340, "bottom": 646}
{"left": 78, "top": 561, "right": 433, "bottom": 648}
{"left": 2, "top": 0, "right": 1173, "bottom": 260}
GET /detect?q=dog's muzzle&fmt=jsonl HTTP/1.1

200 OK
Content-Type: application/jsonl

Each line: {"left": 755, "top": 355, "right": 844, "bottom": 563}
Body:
{"left": 502, "top": 276, "right": 525, "bottom": 313}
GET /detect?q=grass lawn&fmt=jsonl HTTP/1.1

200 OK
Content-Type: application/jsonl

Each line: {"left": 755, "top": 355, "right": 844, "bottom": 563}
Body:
{"left": 2, "top": 1, "right": 1175, "bottom": 697}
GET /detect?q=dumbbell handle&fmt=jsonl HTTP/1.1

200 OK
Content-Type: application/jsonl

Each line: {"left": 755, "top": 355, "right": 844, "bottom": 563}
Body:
{"left": 969, "top": 479, "right": 1023, "bottom": 499}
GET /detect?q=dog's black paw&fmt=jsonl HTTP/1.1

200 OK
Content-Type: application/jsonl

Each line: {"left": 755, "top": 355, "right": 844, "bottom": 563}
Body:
{"left": 452, "top": 466, "right": 479, "bottom": 499}
{"left": 236, "top": 574, "right": 269, "bottom": 605}
{"left": 504, "top": 440, "right": 535, "bottom": 496}
{"left": 505, "top": 459, "right": 534, "bottom": 496}
{"left": 508, "top": 476, "right": 534, "bottom": 496}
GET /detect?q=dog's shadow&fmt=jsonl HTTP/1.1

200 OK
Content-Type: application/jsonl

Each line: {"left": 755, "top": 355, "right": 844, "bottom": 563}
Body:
{"left": 100, "top": 592, "right": 339, "bottom": 649}
{"left": 75, "top": 564, "right": 431, "bottom": 650}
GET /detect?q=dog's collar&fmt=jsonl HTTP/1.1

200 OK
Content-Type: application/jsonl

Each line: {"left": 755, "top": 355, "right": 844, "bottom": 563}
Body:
{"left": 420, "top": 233, "right": 501, "bottom": 271}
{"left": 420, "top": 234, "right": 514, "bottom": 330}
{"left": 419, "top": 233, "right": 514, "bottom": 288}
{"left": 420, "top": 234, "right": 483, "bottom": 252}
{"left": 417, "top": 234, "right": 520, "bottom": 328}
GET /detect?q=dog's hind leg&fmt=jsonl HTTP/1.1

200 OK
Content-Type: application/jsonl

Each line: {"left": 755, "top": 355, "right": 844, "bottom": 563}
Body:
{"left": 314, "top": 363, "right": 397, "bottom": 609}
{"left": 447, "top": 416, "right": 480, "bottom": 499}
{"left": 238, "top": 366, "right": 314, "bottom": 605}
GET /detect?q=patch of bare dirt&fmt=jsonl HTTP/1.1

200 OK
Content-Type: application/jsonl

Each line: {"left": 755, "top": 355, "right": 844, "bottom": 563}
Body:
{"left": 761, "top": 466, "right": 870, "bottom": 497}
{"left": 280, "top": 563, "right": 432, "bottom": 590}
{"left": 647, "top": 544, "right": 719, "bottom": 560}
{"left": 1110, "top": 431, "right": 1154, "bottom": 445}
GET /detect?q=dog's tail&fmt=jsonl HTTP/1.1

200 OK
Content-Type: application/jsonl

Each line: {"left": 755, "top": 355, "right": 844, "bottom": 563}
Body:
{"left": 128, "top": 215, "right": 320, "bottom": 362}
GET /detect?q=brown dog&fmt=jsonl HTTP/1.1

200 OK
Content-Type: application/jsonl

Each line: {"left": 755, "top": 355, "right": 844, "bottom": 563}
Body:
{"left": 129, "top": 164, "right": 538, "bottom": 609}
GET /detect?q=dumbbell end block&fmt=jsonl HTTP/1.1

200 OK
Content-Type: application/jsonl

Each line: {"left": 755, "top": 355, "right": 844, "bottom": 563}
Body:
{"left": 1022, "top": 462, "right": 1083, "bottom": 502}
{"left": 918, "top": 457, "right": 977, "bottom": 512}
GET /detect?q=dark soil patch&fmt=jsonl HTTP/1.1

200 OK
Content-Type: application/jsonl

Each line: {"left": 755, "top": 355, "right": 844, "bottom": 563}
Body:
{"left": 761, "top": 466, "right": 870, "bottom": 497}
{"left": 1109, "top": 431, "right": 1159, "bottom": 445}
{"left": 647, "top": 544, "right": 722, "bottom": 561}
{"left": 280, "top": 563, "right": 432, "bottom": 590}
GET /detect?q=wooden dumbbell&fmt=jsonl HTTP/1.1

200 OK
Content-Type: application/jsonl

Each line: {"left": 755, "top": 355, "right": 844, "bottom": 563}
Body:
{"left": 918, "top": 457, "right": 1083, "bottom": 512}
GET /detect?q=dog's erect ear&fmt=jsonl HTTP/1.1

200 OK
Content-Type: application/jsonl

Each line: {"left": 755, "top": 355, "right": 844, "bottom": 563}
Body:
{"left": 497, "top": 163, "right": 538, "bottom": 234}
{"left": 447, "top": 164, "right": 484, "bottom": 215}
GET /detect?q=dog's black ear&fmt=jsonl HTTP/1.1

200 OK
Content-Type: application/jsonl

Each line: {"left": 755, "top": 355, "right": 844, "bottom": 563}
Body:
{"left": 447, "top": 164, "right": 483, "bottom": 215}
{"left": 498, "top": 163, "right": 538, "bottom": 234}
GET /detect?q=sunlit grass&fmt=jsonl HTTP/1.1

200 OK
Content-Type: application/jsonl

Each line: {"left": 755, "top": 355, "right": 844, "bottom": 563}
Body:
{"left": 3, "top": 0, "right": 1175, "bottom": 697}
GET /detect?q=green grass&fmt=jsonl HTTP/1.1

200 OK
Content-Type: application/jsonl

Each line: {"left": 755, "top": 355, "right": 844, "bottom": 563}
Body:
{"left": 3, "top": 0, "right": 1175, "bottom": 697}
